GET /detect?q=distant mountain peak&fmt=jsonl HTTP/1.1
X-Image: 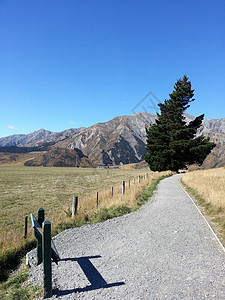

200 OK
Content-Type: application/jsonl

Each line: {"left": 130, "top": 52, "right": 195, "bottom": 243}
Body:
{"left": 0, "top": 127, "right": 84, "bottom": 147}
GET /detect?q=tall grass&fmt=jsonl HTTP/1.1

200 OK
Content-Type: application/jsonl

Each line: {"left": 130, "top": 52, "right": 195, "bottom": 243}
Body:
{"left": 181, "top": 167, "right": 225, "bottom": 245}
{"left": 182, "top": 168, "right": 225, "bottom": 212}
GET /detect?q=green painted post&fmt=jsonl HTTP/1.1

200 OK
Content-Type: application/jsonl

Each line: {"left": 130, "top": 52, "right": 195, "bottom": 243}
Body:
{"left": 38, "top": 208, "right": 45, "bottom": 225}
{"left": 37, "top": 208, "right": 45, "bottom": 265}
{"left": 43, "top": 221, "right": 52, "bottom": 298}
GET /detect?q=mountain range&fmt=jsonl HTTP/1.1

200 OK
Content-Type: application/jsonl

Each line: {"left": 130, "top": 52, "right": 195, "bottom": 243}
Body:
{"left": 0, "top": 112, "right": 224, "bottom": 169}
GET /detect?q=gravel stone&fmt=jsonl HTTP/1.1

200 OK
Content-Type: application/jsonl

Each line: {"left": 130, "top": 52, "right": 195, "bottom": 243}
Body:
{"left": 28, "top": 174, "right": 225, "bottom": 299}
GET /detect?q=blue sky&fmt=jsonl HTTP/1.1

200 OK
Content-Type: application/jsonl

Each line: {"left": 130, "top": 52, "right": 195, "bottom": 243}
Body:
{"left": 0, "top": 0, "right": 224, "bottom": 138}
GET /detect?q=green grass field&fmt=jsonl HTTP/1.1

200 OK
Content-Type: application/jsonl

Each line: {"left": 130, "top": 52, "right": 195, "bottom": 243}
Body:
{"left": 0, "top": 166, "right": 150, "bottom": 253}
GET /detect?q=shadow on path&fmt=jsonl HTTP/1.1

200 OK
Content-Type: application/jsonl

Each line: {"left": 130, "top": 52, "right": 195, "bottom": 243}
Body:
{"left": 53, "top": 255, "right": 125, "bottom": 296}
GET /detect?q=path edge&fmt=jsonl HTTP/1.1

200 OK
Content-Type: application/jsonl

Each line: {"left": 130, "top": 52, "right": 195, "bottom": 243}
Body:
{"left": 178, "top": 178, "right": 225, "bottom": 254}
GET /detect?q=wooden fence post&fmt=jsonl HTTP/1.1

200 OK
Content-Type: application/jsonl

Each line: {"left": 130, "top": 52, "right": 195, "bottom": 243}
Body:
{"left": 122, "top": 181, "right": 125, "bottom": 194}
{"left": 24, "top": 215, "right": 28, "bottom": 239}
{"left": 42, "top": 221, "right": 52, "bottom": 298}
{"left": 96, "top": 192, "right": 99, "bottom": 208}
{"left": 72, "top": 196, "right": 78, "bottom": 217}
{"left": 111, "top": 186, "right": 113, "bottom": 197}
{"left": 138, "top": 175, "right": 141, "bottom": 184}
{"left": 37, "top": 208, "right": 44, "bottom": 265}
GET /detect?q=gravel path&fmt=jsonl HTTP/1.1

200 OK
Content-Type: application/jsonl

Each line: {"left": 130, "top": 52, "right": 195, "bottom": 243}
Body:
{"left": 28, "top": 174, "right": 225, "bottom": 299}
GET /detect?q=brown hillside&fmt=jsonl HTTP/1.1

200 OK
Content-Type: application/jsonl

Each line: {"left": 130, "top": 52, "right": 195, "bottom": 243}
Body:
{"left": 24, "top": 147, "right": 92, "bottom": 168}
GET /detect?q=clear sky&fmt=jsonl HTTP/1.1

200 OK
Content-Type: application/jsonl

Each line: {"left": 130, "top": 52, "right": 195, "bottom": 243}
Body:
{"left": 0, "top": 0, "right": 224, "bottom": 138}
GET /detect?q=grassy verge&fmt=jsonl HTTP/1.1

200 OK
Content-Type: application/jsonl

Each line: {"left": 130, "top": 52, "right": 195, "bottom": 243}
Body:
{"left": 0, "top": 260, "right": 42, "bottom": 300}
{"left": 0, "top": 173, "right": 171, "bottom": 298}
{"left": 0, "top": 239, "right": 36, "bottom": 282}
{"left": 136, "top": 175, "right": 167, "bottom": 207}
{"left": 181, "top": 179, "right": 225, "bottom": 247}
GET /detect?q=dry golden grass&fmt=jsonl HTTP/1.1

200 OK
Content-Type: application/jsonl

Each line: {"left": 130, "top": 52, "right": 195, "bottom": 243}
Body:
{"left": 182, "top": 167, "right": 225, "bottom": 245}
{"left": 119, "top": 163, "right": 138, "bottom": 169}
{"left": 182, "top": 168, "right": 225, "bottom": 211}
{"left": 0, "top": 166, "right": 169, "bottom": 254}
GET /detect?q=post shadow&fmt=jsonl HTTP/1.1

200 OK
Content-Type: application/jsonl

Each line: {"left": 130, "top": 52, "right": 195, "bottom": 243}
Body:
{"left": 53, "top": 255, "right": 125, "bottom": 296}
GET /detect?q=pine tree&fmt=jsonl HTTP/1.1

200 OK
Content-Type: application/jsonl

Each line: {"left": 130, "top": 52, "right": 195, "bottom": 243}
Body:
{"left": 145, "top": 75, "right": 216, "bottom": 172}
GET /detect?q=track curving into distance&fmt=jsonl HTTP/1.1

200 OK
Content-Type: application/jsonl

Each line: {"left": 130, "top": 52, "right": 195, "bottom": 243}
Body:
{"left": 28, "top": 174, "right": 225, "bottom": 299}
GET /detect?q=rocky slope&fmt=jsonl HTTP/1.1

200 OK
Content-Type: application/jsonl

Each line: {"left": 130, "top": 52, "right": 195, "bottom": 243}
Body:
{"left": 0, "top": 129, "right": 52, "bottom": 147}
{"left": 197, "top": 118, "right": 225, "bottom": 169}
{"left": 67, "top": 112, "right": 157, "bottom": 166}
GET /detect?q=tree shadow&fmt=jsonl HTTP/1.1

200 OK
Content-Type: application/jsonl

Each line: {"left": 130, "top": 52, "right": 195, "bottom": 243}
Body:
{"left": 53, "top": 255, "right": 125, "bottom": 296}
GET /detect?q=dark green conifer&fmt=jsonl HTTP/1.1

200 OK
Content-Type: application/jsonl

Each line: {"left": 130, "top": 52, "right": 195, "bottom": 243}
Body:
{"left": 145, "top": 75, "right": 216, "bottom": 172}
